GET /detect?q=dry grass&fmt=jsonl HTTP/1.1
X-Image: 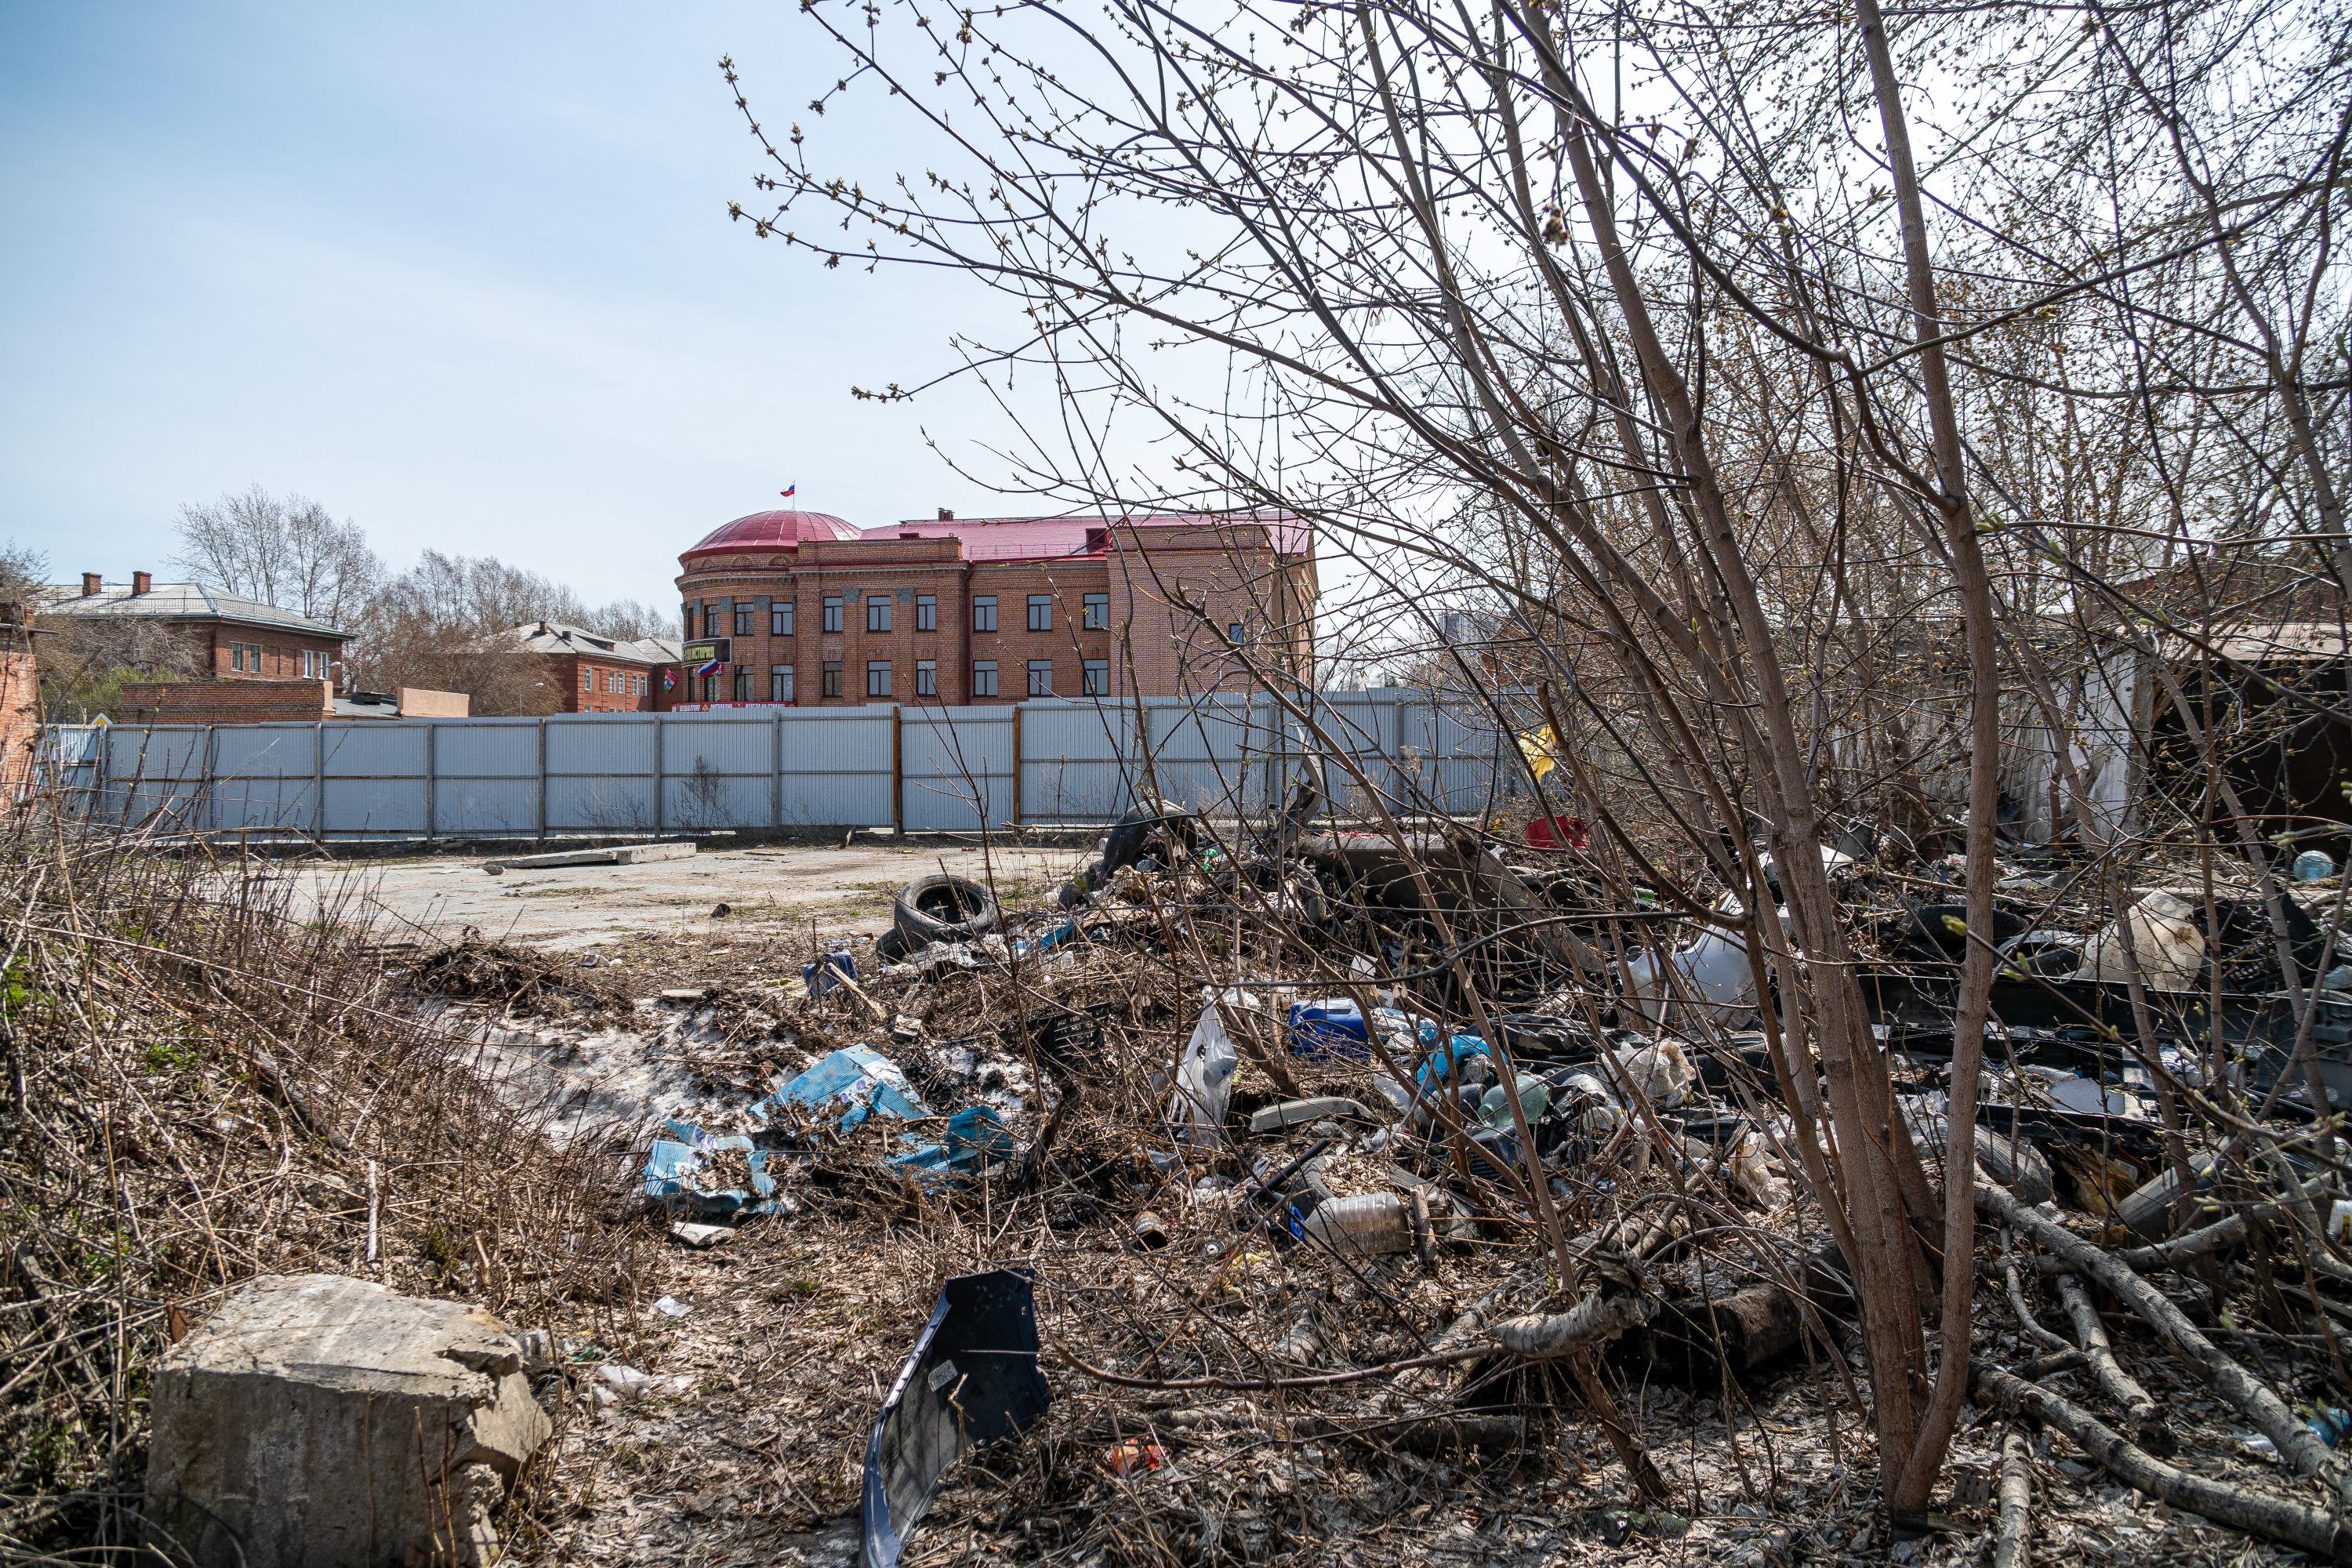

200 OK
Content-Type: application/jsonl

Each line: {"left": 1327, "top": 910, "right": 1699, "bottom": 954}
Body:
{"left": 0, "top": 812, "right": 661, "bottom": 1557}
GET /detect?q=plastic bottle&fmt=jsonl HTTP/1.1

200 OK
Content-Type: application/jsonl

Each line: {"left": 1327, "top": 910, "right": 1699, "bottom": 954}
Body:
{"left": 1479, "top": 1073, "right": 1551, "bottom": 1131}
{"left": 1298, "top": 1192, "right": 1414, "bottom": 1257}
{"left": 2294, "top": 849, "right": 2337, "bottom": 883}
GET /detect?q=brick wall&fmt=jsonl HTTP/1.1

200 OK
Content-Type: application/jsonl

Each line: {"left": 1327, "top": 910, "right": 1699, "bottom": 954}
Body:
{"left": 119, "top": 681, "right": 333, "bottom": 726}
{"left": 204, "top": 625, "right": 345, "bottom": 683}
{"left": 1108, "top": 524, "right": 1311, "bottom": 696}
{"left": 0, "top": 609, "right": 36, "bottom": 788}
{"left": 550, "top": 653, "right": 662, "bottom": 714}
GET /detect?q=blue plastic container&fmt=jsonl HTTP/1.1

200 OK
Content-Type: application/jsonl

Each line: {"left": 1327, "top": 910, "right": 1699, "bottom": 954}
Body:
{"left": 1289, "top": 998, "right": 1371, "bottom": 1059}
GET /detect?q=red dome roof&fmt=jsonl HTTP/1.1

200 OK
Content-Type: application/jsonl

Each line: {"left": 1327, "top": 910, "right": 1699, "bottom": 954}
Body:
{"left": 681, "top": 508, "right": 859, "bottom": 563}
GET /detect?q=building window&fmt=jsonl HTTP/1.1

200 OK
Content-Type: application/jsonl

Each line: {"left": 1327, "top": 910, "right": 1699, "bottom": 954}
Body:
{"left": 822, "top": 595, "right": 844, "bottom": 633}
{"left": 581, "top": 668, "right": 593, "bottom": 692}
{"left": 915, "top": 659, "right": 937, "bottom": 696}
{"left": 735, "top": 605, "right": 754, "bottom": 637}
{"left": 972, "top": 595, "right": 996, "bottom": 633}
{"left": 229, "top": 642, "right": 244, "bottom": 673}
{"left": 866, "top": 660, "right": 891, "bottom": 697}
{"left": 1083, "top": 592, "right": 1109, "bottom": 630}
{"left": 1027, "top": 594, "right": 1053, "bottom": 631}
{"left": 701, "top": 673, "right": 719, "bottom": 702}
{"left": 772, "top": 602, "right": 793, "bottom": 637}
{"left": 734, "top": 666, "right": 752, "bottom": 702}
{"left": 1083, "top": 659, "right": 1109, "bottom": 695}
{"left": 1229, "top": 622, "right": 1247, "bottom": 645}
{"left": 822, "top": 661, "right": 843, "bottom": 699}
{"left": 915, "top": 593, "right": 937, "bottom": 631}
{"left": 702, "top": 602, "right": 721, "bottom": 637}
{"left": 866, "top": 596, "right": 892, "bottom": 633}
{"left": 971, "top": 659, "right": 997, "bottom": 697}
{"left": 772, "top": 665, "right": 794, "bottom": 702}
{"left": 1027, "top": 659, "right": 1053, "bottom": 695}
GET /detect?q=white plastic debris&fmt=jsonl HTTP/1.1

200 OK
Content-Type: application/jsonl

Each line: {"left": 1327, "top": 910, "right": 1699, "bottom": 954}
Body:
{"left": 1607, "top": 1036, "right": 1696, "bottom": 1109}
{"left": 652, "top": 1295, "right": 691, "bottom": 1318}
{"left": 1171, "top": 998, "right": 1240, "bottom": 1145}
{"left": 597, "top": 1363, "right": 655, "bottom": 1401}
{"left": 668, "top": 1223, "right": 733, "bottom": 1249}
{"left": 2074, "top": 890, "right": 2205, "bottom": 992}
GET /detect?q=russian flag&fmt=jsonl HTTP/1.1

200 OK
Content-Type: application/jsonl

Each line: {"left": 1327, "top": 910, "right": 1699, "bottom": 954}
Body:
{"left": 779, "top": 484, "right": 797, "bottom": 499}
{"left": 694, "top": 659, "right": 724, "bottom": 680}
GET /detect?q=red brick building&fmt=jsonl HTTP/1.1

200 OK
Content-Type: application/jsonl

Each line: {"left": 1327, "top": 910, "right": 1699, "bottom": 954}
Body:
{"left": 506, "top": 622, "right": 684, "bottom": 713}
{"left": 670, "top": 507, "right": 1315, "bottom": 708}
{"left": 42, "top": 572, "right": 350, "bottom": 684}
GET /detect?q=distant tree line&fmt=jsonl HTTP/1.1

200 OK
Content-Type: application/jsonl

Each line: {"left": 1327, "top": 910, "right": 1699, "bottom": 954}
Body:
{"left": 7, "top": 485, "right": 673, "bottom": 720}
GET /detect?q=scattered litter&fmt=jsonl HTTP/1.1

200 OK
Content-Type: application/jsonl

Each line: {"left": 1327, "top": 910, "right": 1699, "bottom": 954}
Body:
{"left": 652, "top": 1295, "right": 691, "bottom": 1318}
{"left": 667, "top": 1222, "right": 733, "bottom": 1249}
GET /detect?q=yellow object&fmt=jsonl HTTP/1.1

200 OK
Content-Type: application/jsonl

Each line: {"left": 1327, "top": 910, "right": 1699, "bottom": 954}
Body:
{"left": 1517, "top": 725, "right": 1558, "bottom": 782}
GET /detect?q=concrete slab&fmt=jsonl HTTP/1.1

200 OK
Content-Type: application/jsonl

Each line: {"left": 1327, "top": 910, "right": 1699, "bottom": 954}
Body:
{"left": 284, "top": 843, "right": 1087, "bottom": 950}
{"left": 482, "top": 840, "right": 697, "bottom": 873}
{"left": 146, "top": 1273, "right": 551, "bottom": 1568}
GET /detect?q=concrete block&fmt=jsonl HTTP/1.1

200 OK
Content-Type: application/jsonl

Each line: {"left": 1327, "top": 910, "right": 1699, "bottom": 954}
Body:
{"left": 482, "top": 840, "right": 695, "bottom": 874}
{"left": 146, "top": 1273, "right": 552, "bottom": 1568}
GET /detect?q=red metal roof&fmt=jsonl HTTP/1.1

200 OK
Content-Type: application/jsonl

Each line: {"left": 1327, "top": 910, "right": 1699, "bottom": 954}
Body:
{"left": 681, "top": 509, "right": 861, "bottom": 563}
{"left": 865, "top": 511, "right": 1308, "bottom": 562}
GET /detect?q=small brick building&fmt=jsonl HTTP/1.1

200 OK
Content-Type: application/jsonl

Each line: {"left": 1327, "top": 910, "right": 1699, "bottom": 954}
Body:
{"left": 41, "top": 572, "right": 350, "bottom": 684}
{"left": 506, "top": 622, "right": 684, "bottom": 713}
{"left": 670, "top": 506, "right": 1315, "bottom": 709}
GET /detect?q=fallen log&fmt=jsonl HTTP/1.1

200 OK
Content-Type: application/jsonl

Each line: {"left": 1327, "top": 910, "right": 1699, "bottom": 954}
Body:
{"left": 1994, "top": 1428, "right": 2033, "bottom": 1568}
{"left": 1980, "top": 1183, "right": 2336, "bottom": 1482}
{"left": 1976, "top": 1365, "right": 2350, "bottom": 1563}
{"left": 2055, "top": 1272, "right": 2170, "bottom": 1455}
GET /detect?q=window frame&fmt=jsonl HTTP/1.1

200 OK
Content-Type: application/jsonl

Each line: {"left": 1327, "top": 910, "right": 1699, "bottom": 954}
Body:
{"left": 866, "top": 596, "right": 892, "bottom": 633}
{"left": 1083, "top": 592, "right": 1109, "bottom": 630}
{"left": 971, "top": 595, "right": 997, "bottom": 633}
{"left": 702, "top": 603, "right": 721, "bottom": 637}
{"left": 915, "top": 659, "right": 937, "bottom": 696}
{"left": 822, "top": 595, "right": 844, "bottom": 633}
{"left": 581, "top": 667, "right": 593, "bottom": 692}
{"left": 771, "top": 602, "right": 793, "bottom": 636}
{"left": 1082, "top": 659, "right": 1109, "bottom": 695}
{"left": 971, "top": 659, "right": 998, "bottom": 698}
{"left": 735, "top": 606, "right": 755, "bottom": 637}
{"left": 1026, "top": 659, "right": 1054, "bottom": 696}
{"left": 771, "top": 665, "right": 794, "bottom": 703}
{"left": 866, "top": 659, "right": 891, "bottom": 698}
{"left": 1027, "top": 594, "right": 1053, "bottom": 632}
{"left": 821, "top": 661, "right": 844, "bottom": 699}
{"left": 733, "top": 666, "right": 753, "bottom": 702}
{"left": 1228, "top": 622, "right": 1247, "bottom": 645}
{"left": 915, "top": 593, "right": 937, "bottom": 632}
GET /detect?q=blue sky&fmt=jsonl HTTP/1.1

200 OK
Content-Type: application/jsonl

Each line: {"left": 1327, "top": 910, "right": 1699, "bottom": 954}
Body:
{"left": 0, "top": 1, "right": 1035, "bottom": 604}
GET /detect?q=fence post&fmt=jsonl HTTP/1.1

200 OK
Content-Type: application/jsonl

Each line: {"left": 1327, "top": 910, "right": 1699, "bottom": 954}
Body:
{"left": 424, "top": 721, "right": 438, "bottom": 842}
{"left": 536, "top": 718, "right": 548, "bottom": 840}
{"left": 202, "top": 724, "right": 218, "bottom": 836}
{"left": 1011, "top": 702, "right": 1024, "bottom": 826}
{"left": 653, "top": 715, "right": 666, "bottom": 834}
{"left": 890, "top": 705, "right": 903, "bottom": 834}
{"left": 312, "top": 723, "right": 325, "bottom": 841}
{"left": 771, "top": 710, "right": 783, "bottom": 827}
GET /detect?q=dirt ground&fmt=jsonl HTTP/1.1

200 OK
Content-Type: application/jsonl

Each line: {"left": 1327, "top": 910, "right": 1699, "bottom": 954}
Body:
{"left": 278, "top": 840, "right": 1087, "bottom": 953}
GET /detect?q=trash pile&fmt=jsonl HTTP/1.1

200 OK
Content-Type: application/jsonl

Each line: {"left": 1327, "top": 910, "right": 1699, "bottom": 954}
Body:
{"left": 579, "top": 802, "right": 2352, "bottom": 1564}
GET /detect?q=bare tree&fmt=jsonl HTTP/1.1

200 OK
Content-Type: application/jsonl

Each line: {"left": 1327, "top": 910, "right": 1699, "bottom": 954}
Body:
{"left": 172, "top": 484, "right": 382, "bottom": 628}
{"left": 739, "top": 0, "right": 2348, "bottom": 1516}
{"left": 345, "top": 550, "right": 590, "bottom": 716}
